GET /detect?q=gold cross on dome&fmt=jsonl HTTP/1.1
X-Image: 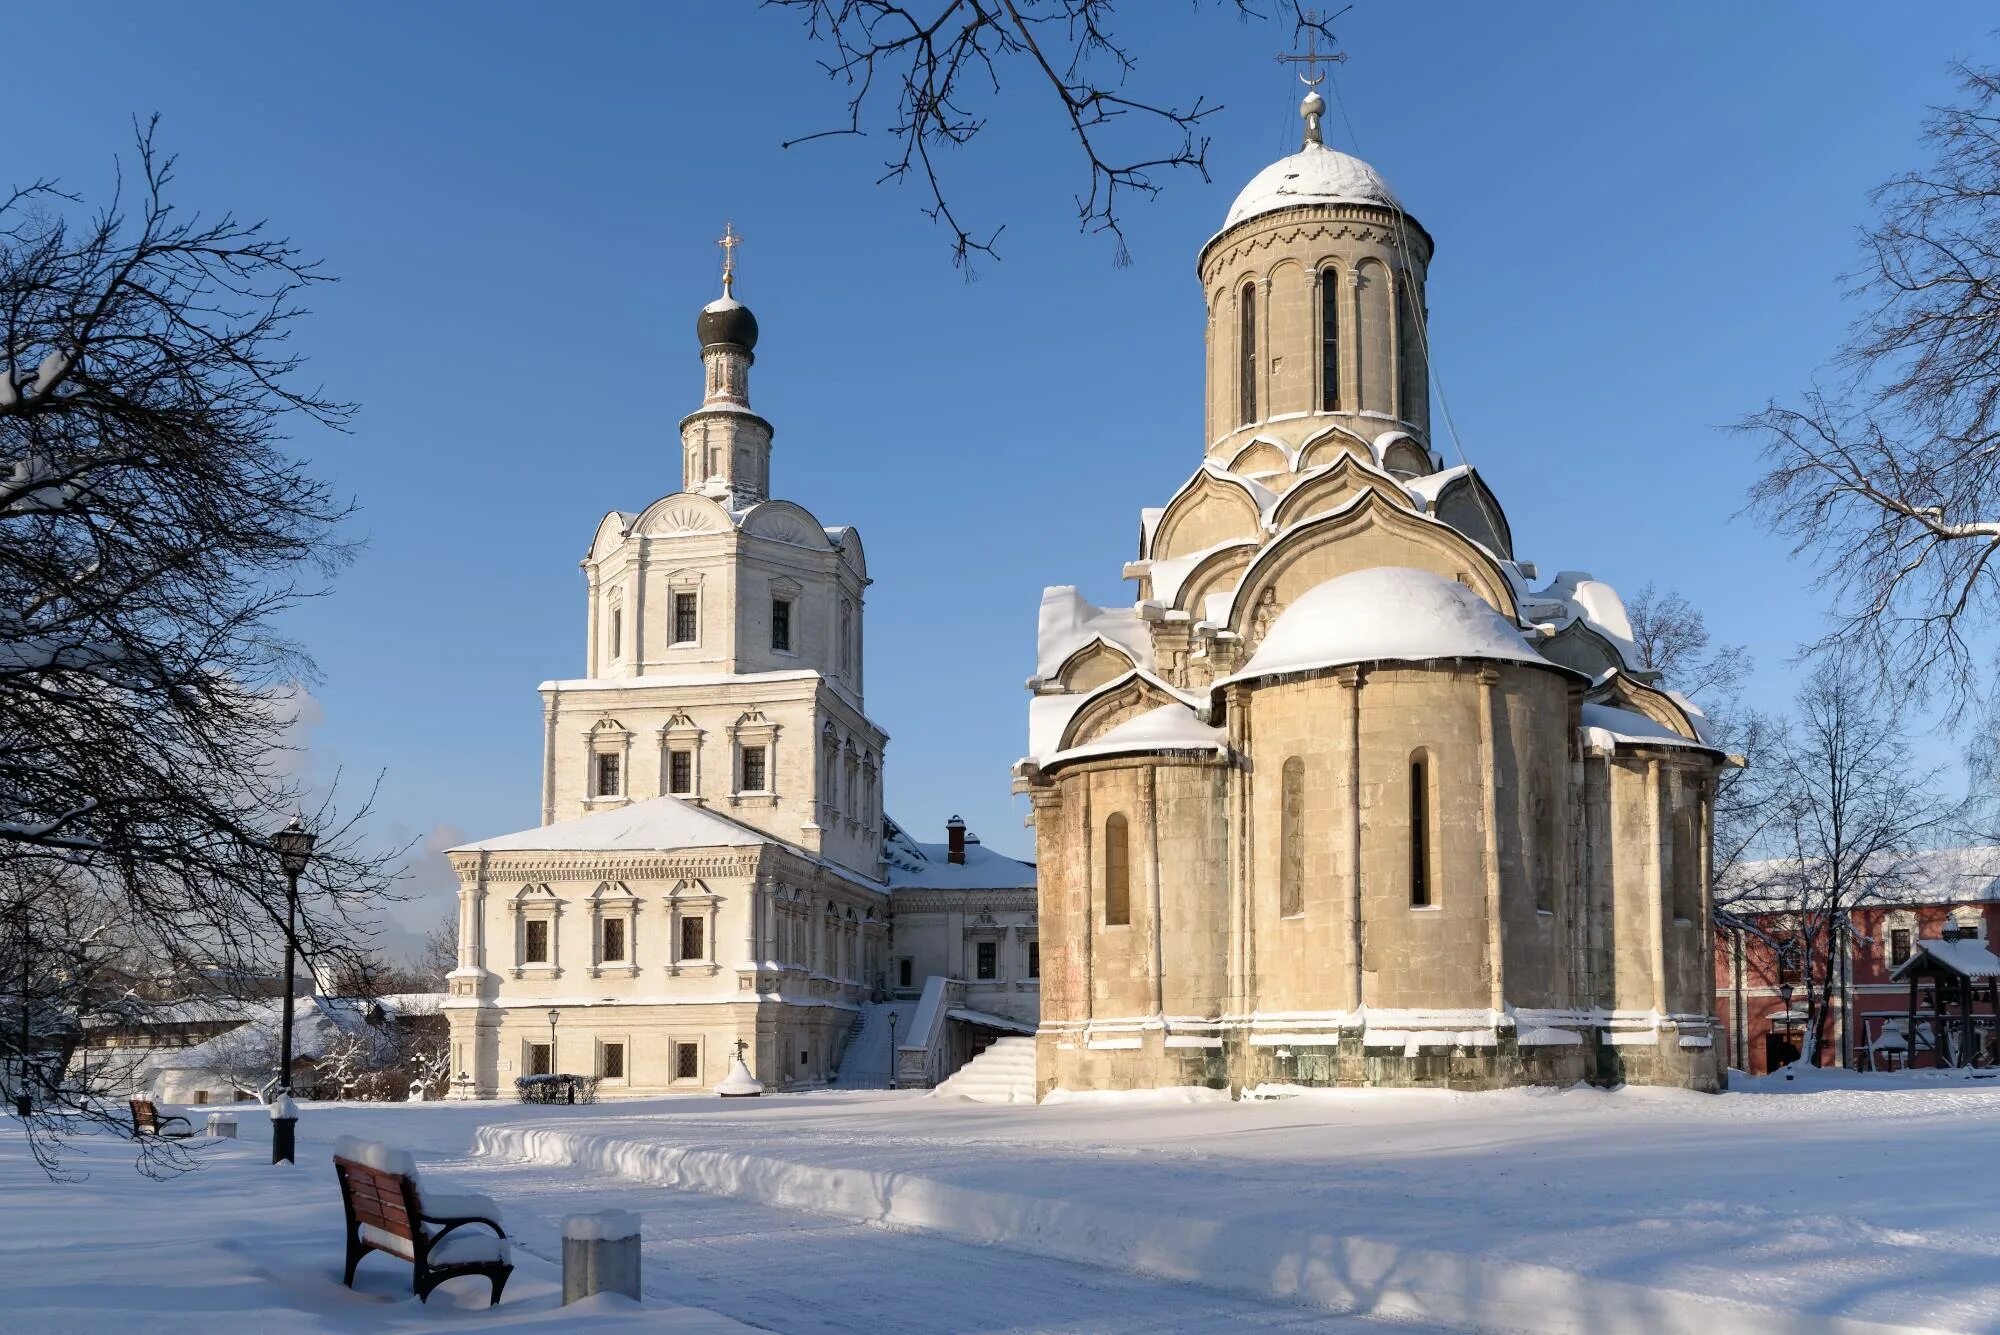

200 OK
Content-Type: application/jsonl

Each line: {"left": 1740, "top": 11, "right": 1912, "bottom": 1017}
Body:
{"left": 718, "top": 221, "right": 742, "bottom": 296}
{"left": 1274, "top": 8, "right": 1350, "bottom": 87}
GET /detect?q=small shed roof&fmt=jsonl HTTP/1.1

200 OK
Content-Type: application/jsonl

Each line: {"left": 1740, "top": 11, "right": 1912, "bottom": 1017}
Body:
{"left": 1891, "top": 936, "right": 2000, "bottom": 981}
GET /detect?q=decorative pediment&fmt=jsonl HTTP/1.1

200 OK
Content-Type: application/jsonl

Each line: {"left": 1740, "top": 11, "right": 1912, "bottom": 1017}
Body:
{"left": 589, "top": 880, "right": 638, "bottom": 901}
{"left": 1054, "top": 636, "right": 1139, "bottom": 693}
{"left": 668, "top": 877, "right": 713, "bottom": 900}
{"left": 1296, "top": 422, "right": 1374, "bottom": 473}
{"left": 1373, "top": 431, "right": 1434, "bottom": 479}
{"left": 661, "top": 711, "right": 703, "bottom": 736}
{"left": 1588, "top": 671, "right": 1703, "bottom": 742}
{"left": 1270, "top": 453, "right": 1418, "bottom": 532}
{"left": 1540, "top": 620, "right": 1626, "bottom": 681}
{"left": 1056, "top": 672, "right": 1195, "bottom": 754}
{"left": 741, "top": 499, "right": 833, "bottom": 550}
{"left": 1225, "top": 488, "right": 1520, "bottom": 650}
{"left": 1151, "top": 467, "right": 1267, "bottom": 561}
{"left": 1227, "top": 438, "right": 1290, "bottom": 477}
{"left": 637, "top": 493, "right": 732, "bottom": 537}
{"left": 589, "top": 511, "right": 636, "bottom": 561}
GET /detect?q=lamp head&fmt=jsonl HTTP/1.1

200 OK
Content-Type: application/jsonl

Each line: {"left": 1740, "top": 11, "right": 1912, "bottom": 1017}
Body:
{"left": 273, "top": 814, "right": 317, "bottom": 879}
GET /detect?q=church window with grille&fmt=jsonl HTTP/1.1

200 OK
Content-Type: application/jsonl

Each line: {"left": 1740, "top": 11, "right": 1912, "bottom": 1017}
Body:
{"left": 1409, "top": 754, "right": 1432, "bottom": 908}
{"left": 524, "top": 919, "right": 550, "bottom": 965}
{"left": 1320, "top": 269, "right": 1341, "bottom": 412}
{"left": 669, "top": 750, "right": 693, "bottom": 795}
{"left": 1027, "top": 940, "right": 1040, "bottom": 979}
{"left": 1104, "top": 813, "right": 1131, "bottom": 926}
{"left": 771, "top": 597, "right": 792, "bottom": 653}
{"left": 975, "top": 940, "right": 997, "bottom": 980}
{"left": 1238, "top": 282, "right": 1258, "bottom": 426}
{"left": 1890, "top": 928, "right": 1913, "bottom": 967}
{"left": 740, "top": 745, "right": 767, "bottom": 793}
{"left": 674, "top": 592, "right": 698, "bottom": 644}
{"left": 679, "top": 916, "right": 705, "bottom": 962}
{"left": 1280, "top": 756, "right": 1305, "bottom": 917}
{"left": 599, "top": 1042, "right": 625, "bottom": 1080}
{"left": 674, "top": 1042, "right": 699, "bottom": 1081}
{"left": 594, "top": 752, "right": 621, "bottom": 798}
{"left": 600, "top": 917, "right": 626, "bottom": 964}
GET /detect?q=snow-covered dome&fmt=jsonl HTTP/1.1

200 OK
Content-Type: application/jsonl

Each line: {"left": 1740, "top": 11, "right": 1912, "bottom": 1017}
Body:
{"left": 1223, "top": 142, "right": 1398, "bottom": 230}
{"left": 1222, "top": 567, "right": 1549, "bottom": 685}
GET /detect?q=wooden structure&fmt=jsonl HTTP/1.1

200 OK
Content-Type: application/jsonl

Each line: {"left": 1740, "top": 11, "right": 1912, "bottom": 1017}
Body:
{"left": 1891, "top": 938, "right": 2000, "bottom": 1069}
{"left": 333, "top": 1140, "right": 513, "bottom": 1305}
{"left": 128, "top": 1098, "right": 194, "bottom": 1139}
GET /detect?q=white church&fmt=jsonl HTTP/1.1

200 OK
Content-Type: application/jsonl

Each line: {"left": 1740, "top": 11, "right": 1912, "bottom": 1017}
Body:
{"left": 441, "top": 238, "right": 1036, "bottom": 1097}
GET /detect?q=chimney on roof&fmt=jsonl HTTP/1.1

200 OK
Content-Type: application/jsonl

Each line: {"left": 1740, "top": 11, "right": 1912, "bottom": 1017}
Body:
{"left": 946, "top": 815, "right": 967, "bottom": 864}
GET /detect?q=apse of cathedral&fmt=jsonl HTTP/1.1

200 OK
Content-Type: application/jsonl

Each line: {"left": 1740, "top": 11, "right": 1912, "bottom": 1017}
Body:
{"left": 1016, "top": 89, "right": 1732, "bottom": 1095}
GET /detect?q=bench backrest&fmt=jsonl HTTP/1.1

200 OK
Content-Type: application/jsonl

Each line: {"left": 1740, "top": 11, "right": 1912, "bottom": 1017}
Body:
{"left": 334, "top": 1156, "right": 423, "bottom": 1248}
{"left": 130, "top": 1099, "right": 162, "bottom": 1134}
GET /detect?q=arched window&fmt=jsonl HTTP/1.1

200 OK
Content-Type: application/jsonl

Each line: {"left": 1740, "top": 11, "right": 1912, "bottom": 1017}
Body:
{"left": 1320, "top": 268, "right": 1341, "bottom": 413}
{"left": 1280, "top": 756, "right": 1305, "bottom": 917}
{"left": 610, "top": 605, "right": 623, "bottom": 660}
{"left": 1409, "top": 753, "right": 1432, "bottom": 908}
{"left": 1238, "top": 282, "right": 1258, "bottom": 426}
{"left": 1104, "top": 813, "right": 1131, "bottom": 927}
{"left": 1398, "top": 276, "right": 1427, "bottom": 426}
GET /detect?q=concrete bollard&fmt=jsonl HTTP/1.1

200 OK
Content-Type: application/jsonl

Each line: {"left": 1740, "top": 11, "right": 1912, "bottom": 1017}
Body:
{"left": 205, "top": 1113, "right": 238, "bottom": 1138}
{"left": 562, "top": 1210, "right": 641, "bottom": 1305}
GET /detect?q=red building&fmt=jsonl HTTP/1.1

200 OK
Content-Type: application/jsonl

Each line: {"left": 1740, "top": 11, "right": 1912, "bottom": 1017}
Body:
{"left": 1714, "top": 847, "right": 2000, "bottom": 1075}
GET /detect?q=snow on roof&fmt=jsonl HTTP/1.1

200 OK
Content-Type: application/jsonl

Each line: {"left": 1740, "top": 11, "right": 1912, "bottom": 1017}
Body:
{"left": 1399, "top": 464, "right": 1471, "bottom": 509}
{"left": 1146, "top": 538, "right": 1259, "bottom": 608}
{"left": 1026, "top": 669, "right": 1207, "bottom": 765}
{"left": 1035, "top": 586, "right": 1155, "bottom": 680}
{"left": 702, "top": 296, "right": 745, "bottom": 314}
{"left": 1217, "top": 567, "right": 1554, "bottom": 687}
{"left": 1223, "top": 143, "right": 1398, "bottom": 230}
{"left": 1727, "top": 846, "right": 2000, "bottom": 912}
{"left": 451, "top": 795, "right": 774, "bottom": 854}
{"left": 1534, "top": 571, "right": 1638, "bottom": 667}
{"left": 1662, "top": 689, "right": 1716, "bottom": 745}
{"left": 1893, "top": 936, "right": 2000, "bottom": 980}
{"left": 541, "top": 668, "right": 824, "bottom": 693}
{"left": 882, "top": 818, "right": 1036, "bottom": 890}
{"left": 1044, "top": 702, "right": 1227, "bottom": 769}
{"left": 1579, "top": 702, "right": 1714, "bottom": 753}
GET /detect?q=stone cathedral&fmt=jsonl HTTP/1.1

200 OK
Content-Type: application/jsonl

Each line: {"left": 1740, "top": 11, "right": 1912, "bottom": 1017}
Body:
{"left": 441, "top": 240, "right": 1036, "bottom": 1099}
{"left": 1016, "top": 91, "right": 1732, "bottom": 1095}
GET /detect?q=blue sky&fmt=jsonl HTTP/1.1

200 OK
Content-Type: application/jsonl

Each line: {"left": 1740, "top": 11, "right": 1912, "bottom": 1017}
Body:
{"left": 11, "top": 4, "right": 1995, "bottom": 953}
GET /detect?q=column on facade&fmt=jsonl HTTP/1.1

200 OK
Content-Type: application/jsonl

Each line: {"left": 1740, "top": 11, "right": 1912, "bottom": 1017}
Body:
{"left": 1476, "top": 666, "right": 1505, "bottom": 1012}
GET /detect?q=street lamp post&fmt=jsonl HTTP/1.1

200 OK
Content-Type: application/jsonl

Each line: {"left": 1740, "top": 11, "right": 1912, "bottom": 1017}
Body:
{"left": 887, "top": 1010, "right": 898, "bottom": 1090}
{"left": 547, "top": 1008, "right": 559, "bottom": 1075}
{"left": 271, "top": 815, "right": 317, "bottom": 1165}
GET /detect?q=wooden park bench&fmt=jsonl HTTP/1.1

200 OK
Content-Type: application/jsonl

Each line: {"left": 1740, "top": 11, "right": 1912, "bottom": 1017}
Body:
{"left": 129, "top": 1098, "right": 195, "bottom": 1139}
{"left": 332, "top": 1136, "right": 513, "bottom": 1305}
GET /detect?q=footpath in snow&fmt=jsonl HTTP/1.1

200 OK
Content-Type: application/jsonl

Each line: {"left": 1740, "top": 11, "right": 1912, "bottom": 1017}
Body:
{"left": 450, "top": 1071, "right": 2000, "bottom": 1335}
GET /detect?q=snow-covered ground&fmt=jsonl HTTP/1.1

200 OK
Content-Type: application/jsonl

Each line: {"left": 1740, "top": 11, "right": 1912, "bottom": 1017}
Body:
{"left": 5, "top": 1069, "right": 1997, "bottom": 1333}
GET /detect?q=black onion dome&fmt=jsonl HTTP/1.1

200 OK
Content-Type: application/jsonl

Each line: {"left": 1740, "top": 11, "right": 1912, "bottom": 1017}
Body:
{"left": 697, "top": 296, "right": 759, "bottom": 352}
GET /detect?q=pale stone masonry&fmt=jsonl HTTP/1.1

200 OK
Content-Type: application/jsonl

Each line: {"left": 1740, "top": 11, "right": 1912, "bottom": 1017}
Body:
{"left": 1017, "top": 93, "right": 1732, "bottom": 1096}
{"left": 443, "top": 256, "right": 1034, "bottom": 1098}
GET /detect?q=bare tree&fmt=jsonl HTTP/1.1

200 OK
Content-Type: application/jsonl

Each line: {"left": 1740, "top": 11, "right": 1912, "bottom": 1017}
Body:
{"left": 1744, "top": 660, "right": 1967, "bottom": 1066}
{"left": 418, "top": 911, "right": 457, "bottom": 992}
{"left": 1625, "top": 584, "right": 1750, "bottom": 701}
{"left": 0, "top": 121, "right": 399, "bottom": 1172}
{"left": 1743, "top": 60, "right": 2000, "bottom": 710}
{"left": 770, "top": 0, "right": 1341, "bottom": 268}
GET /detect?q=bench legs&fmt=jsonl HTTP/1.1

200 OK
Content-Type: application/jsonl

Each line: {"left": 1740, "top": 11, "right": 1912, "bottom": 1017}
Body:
{"left": 342, "top": 1232, "right": 367, "bottom": 1288}
{"left": 414, "top": 1263, "right": 511, "bottom": 1307}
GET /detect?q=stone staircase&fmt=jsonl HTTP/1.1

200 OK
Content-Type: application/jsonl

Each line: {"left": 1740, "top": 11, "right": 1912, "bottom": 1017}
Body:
{"left": 932, "top": 1036, "right": 1037, "bottom": 1104}
{"left": 833, "top": 1002, "right": 914, "bottom": 1089}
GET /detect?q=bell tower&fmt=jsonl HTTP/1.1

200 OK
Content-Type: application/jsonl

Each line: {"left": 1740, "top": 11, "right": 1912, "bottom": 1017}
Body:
{"left": 680, "top": 222, "right": 774, "bottom": 506}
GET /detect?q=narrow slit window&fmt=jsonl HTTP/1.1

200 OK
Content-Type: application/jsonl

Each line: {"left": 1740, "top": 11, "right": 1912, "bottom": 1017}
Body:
{"left": 1238, "top": 282, "right": 1258, "bottom": 426}
{"left": 1280, "top": 756, "right": 1305, "bottom": 917}
{"left": 1027, "top": 940, "right": 1040, "bottom": 979}
{"left": 610, "top": 607, "right": 623, "bottom": 659}
{"left": 1410, "top": 756, "right": 1431, "bottom": 908}
{"left": 1398, "top": 278, "right": 1427, "bottom": 424}
{"left": 1320, "top": 269, "right": 1341, "bottom": 412}
{"left": 1104, "top": 813, "right": 1131, "bottom": 926}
